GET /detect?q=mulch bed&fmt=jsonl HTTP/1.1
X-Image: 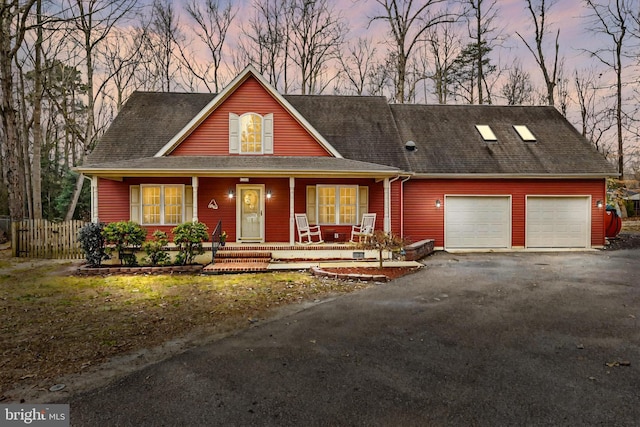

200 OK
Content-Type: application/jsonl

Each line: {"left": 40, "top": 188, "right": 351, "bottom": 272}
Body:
{"left": 319, "top": 266, "right": 420, "bottom": 281}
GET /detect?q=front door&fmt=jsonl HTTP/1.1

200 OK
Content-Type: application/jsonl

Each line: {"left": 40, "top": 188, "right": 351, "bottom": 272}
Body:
{"left": 237, "top": 185, "right": 264, "bottom": 242}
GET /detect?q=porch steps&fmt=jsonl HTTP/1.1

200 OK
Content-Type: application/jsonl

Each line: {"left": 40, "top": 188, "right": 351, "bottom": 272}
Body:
{"left": 203, "top": 249, "right": 272, "bottom": 274}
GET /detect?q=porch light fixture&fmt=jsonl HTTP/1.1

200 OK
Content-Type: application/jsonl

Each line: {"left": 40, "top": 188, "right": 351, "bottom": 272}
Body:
{"left": 266, "top": 190, "right": 272, "bottom": 199}
{"left": 596, "top": 200, "right": 604, "bottom": 209}
{"left": 435, "top": 199, "right": 441, "bottom": 208}
{"left": 228, "top": 189, "right": 234, "bottom": 199}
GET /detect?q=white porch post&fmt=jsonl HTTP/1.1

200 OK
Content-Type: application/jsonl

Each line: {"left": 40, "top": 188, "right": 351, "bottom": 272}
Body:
{"left": 91, "top": 176, "right": 99, "bottom": 223}
{"left": 383, "top": 178, "right": 391, "bottom": 233}
{"left": 289, "top": 177, "right": 295, "bottom": 245}
{"left": 192, "top": 176, "right": 199, "bottom": 222}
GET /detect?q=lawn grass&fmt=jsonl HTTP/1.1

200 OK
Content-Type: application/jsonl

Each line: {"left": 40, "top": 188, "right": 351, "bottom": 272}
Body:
{"left": 0, "top": 255, "right": 368, "bottom": 397}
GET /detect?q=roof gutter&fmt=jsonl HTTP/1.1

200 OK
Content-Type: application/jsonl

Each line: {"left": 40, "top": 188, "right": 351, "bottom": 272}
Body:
{"left": 74, "top": 167, "right": 400, "bottom": 179}
{"left": 410, "top": 173, "right": 617, "bottom": 179}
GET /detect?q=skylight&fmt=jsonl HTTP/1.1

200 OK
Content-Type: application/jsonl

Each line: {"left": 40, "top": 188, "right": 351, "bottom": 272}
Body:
{"left": 475, "top": 125, "right": 497, "bottom": 142}
{"left": 514, "top": 125, "right": 536, "bottom": 142}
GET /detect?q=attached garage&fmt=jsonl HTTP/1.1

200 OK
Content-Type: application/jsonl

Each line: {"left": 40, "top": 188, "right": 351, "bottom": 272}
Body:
{"left": 526, "top": 196, "right": 590, "bottom": 248}
{"left": 445, "top": 196, "right": 511, "bottom": 249}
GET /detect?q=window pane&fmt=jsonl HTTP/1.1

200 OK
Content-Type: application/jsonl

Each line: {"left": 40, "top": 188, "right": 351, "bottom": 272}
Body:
{"left": 339, "top": 187, "right": 357, "bottom": 224}
{"left": 318, "top": 187, "right": 336, "bottom": 224}
{"left": 164, "top": 186, "right": 182, "bottom": 224}
{"left": 142, "top": 187, "right": 161, "bottom": 224}
{"left": 240, "top": 114, "right": 262, "bottom": 153}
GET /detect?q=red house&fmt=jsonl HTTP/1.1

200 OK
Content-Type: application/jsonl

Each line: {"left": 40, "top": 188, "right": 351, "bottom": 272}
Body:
{"left": 77, "top": 65, "right": 616, "bottom": 251}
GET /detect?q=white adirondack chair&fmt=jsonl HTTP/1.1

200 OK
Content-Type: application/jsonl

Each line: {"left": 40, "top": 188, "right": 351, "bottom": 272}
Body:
{"left": 350, "top": 213, "right": 376, "bottom": 243}
{"left": 295, "top": 213, "right": 324, "bottom": 244}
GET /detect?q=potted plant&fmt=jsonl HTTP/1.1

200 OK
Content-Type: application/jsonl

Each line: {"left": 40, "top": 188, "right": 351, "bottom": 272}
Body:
{"left": 219, "top": 231, "right": 228, "bottom": 246}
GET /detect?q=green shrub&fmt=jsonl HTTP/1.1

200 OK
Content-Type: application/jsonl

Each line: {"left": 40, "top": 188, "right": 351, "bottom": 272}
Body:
{"left": 78, "top": 222, "right": 108, "bottom": 267}
{"left": 142, "top": 230, "right": 171, "bottom": 266}
{"left": 102, "top": 221, "right": 147, "bottom": 266}
{"left": 173, "top": 221, "right": 208, "bottom": 265}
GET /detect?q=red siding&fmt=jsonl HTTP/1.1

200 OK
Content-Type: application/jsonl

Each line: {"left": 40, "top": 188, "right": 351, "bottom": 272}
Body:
{"left": 172, "top": 76, "right": 331, "bottom": 157}
{"left": 403, "top": 178, "right": 607, "bottom": 248}
{"left": 295, "top": 178, "right": 385, "bottom": 238}
{"left": 191, "top": 177, "right": 293, "bottom": 243}
{"left": 98, "top": 178, "right": 130, "bottom": 224}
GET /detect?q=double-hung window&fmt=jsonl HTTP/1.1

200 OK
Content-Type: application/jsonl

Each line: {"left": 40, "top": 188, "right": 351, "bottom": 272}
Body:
{"left": 136, "top": 184, "right": 184, "bottom": 225}
{"left": 315, "top": 185, "right": 360, "bottom": 225}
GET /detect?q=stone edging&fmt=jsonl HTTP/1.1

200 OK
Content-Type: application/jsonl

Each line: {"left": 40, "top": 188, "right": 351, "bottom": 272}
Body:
{"left": 77, "top": 264, "right": 203, "bottom": 275}
{"left": 310, "top": 266, "right": 388, "bottom": 282}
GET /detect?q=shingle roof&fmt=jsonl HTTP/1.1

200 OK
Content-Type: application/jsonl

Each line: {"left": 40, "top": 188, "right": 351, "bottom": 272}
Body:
{"left": 84, "top": 90, "right": 616, "bottom": 177}
{"left": 85, "top": 92, "right": 215, "bottom": 164}
{"left": 389, "top": 104, "right": 616, "bottom": 175}
{"left": 283, "top": 95, "right": 410, "bottom": 170}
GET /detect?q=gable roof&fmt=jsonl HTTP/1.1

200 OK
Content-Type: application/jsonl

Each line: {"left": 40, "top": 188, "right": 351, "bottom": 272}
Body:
{"left": 84, "top": 77, "right": 616, "bottom": 178}
{"left": 154, "top": 65, "right": 342, "bottom": 158}
{"left": 390, "top": 104, "right": 616, "bottom": 177}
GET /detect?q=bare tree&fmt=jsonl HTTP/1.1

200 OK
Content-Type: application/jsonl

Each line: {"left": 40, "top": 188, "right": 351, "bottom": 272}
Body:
{"left": 517, "top": 0, "right": 560, "bottom": 106}
{"left": 466, "top": 0, "right": 502, "bottom": 104}
{"left": 240, "top": 0, "right": 290, "bottom": 89}
{"left": 0, "top": 0, "right": 37, "bottom": 220}
{"left": 583, "top": 0, "right": 632, "bottom": 177}
{"left": 62, "top": 0, "right": 138, "bottom": 220}
{"left": 574, "top": 67, "right": 615, "bottom": 157}
{"left": 147, "top": 0, "right": 178, "bottom": 93}
{"left": 288, "top": 0, "right": 345, "bottom": 95}
{"left": 424, "top": 22, "right": 461, "bottom": 104}
{"left": 371, "top": 0, "right": 455, "bottom": 103}
{"left": 338, "top": 37, "right": 380, "bottom": 95}
{"left": 97, "top": 26, "right": 147, "bottom": 111}
{"left": 183, "top": 0, "right": 236, "bottom": 93}
{"left": 501, "top": 60, "right": 534, "bottom": 105}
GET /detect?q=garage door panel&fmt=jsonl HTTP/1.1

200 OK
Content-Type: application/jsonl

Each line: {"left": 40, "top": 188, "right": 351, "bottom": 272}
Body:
{"left": 445, "top": 197, "right": 510, "bottom": 249}
{"left": 527, "top": 197, "right": 589, "bottom": 248}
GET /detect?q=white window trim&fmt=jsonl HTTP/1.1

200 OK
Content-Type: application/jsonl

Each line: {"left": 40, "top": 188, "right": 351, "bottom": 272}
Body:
{"left": 140, "top": 184, "right": 185, "bottom": 225}
{"left": 316, "top": 184, "right": 359, "bottom": 225}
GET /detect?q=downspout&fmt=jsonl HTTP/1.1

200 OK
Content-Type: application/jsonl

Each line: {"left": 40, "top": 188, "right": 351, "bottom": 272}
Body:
{"left": 400, "top": 175, "right": 411, "bottom": 238}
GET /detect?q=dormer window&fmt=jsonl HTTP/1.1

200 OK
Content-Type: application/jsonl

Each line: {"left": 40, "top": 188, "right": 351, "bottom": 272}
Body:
{"left": 513, "top": 125, "right": 536, "bottom": 142}
{"left": 476, "top": 125, "right": 497, "bottom": 142}
{"left": 241, "top": 113, "right": 263, "bottom": 153}
{"left": 229, "top": 112, "right": 274, "bottom": 154}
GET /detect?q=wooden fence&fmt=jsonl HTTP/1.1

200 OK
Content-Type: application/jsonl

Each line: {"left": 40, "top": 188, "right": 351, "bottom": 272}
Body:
{"left": 11, "top": 219, "right": 88, "bottom": 259}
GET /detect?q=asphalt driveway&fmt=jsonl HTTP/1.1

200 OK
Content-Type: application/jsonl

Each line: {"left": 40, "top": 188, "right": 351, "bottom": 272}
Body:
{"left": 62, "top": 249, "right": 639, "bottom": 426}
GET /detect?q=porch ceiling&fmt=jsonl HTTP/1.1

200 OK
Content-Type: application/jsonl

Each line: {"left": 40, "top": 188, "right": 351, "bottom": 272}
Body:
{"left": 76, "top": 155, "right": 401, "bottom": 179}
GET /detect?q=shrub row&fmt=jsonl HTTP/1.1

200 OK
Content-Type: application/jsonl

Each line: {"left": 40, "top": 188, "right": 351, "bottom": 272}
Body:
{"left": 77, "top": 221, "right": 209, "bottom": 267}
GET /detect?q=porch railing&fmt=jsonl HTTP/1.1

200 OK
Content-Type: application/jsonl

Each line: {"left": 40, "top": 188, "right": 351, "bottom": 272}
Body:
{"left": 211, "top": 220, "right": 222, "bottom": 264}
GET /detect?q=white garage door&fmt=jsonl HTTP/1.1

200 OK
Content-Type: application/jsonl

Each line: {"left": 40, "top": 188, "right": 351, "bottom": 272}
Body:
{"left": 445, "top": 196, "right": 511, "bottom": 249}
{"left": 527, "top": 197, "right": 590, "bottom": 248}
